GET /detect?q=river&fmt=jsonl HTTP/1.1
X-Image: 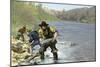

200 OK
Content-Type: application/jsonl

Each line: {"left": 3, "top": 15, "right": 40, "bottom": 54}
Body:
{"left": 41, "top": 21, "right": 96, "bottom": 64}
{"left": 20, "top": 21, "right": 96, "bottom": 66}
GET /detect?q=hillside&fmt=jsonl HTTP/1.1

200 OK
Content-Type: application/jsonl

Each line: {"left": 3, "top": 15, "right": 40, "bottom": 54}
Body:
{"left": 11, "top": 0, "right": 96, "bottom": 35}
{"left": 11, "top": 0, "right": 59, "bottom": 35}
{"left": 54, "top": 6, "right": 96, "bottom": 23}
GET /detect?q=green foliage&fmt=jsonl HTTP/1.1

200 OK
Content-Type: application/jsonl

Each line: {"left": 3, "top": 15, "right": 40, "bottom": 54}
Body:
{"left": 11, "top": 0, "right": 59, "bottom": 36}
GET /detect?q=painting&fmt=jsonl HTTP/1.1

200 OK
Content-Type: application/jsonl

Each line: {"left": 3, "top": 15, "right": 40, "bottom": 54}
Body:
{"left": 11, "top": 0, "right": 96, "bottom": 66}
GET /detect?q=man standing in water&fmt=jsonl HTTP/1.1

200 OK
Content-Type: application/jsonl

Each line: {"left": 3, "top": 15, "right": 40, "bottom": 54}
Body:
{"left": 38, "top": 21, "right": 58, "bottom": 60}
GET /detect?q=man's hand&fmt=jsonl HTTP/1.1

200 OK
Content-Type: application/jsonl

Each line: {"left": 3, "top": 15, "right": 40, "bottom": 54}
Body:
{"left": 51, "top": 38, "right": 56, "bottom": 43}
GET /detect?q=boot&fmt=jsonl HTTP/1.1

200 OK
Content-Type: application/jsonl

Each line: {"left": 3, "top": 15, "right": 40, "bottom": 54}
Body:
{"left": 53, "top": 52, "right": 58, "bottom": 60}
{"left": 40, "top": 52, "right": 45, "bottom": 60}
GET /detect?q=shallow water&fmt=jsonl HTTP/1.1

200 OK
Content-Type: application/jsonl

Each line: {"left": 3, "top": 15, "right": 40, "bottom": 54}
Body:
{"left": 20, "top": 21, "right": 96, "bottom": 66}
{"left": 41, "top": 21, "right": 96, "bottom": 64}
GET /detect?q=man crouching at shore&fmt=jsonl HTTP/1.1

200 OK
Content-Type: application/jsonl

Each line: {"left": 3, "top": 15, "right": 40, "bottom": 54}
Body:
{"left": 38, "top": 21, "right": 58, "bottom": 60}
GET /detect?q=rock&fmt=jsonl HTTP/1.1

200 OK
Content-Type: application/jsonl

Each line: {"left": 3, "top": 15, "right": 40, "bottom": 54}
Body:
{"left": 11, "top": 37, "right": 31, "bottom": 66}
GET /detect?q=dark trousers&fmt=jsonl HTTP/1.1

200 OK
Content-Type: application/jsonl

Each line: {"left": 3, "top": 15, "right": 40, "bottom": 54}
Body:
{"left": 39, "top": 39, "right": 58, "bottom": 60}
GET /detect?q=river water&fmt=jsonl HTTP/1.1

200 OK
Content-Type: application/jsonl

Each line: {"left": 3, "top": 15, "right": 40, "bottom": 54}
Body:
{"left": 40, "top": 21, "right": 96, "bottom": 64}
{"left": 20, "top": 21, "right": 96, "bottom": 66}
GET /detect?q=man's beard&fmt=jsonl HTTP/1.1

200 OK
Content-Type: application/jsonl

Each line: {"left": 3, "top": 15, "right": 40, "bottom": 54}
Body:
{"left": 43, "top": 28, "right": 46, "bottom": 31}
{"left": 42, "top": 26, "right": 48, "bottom": 31}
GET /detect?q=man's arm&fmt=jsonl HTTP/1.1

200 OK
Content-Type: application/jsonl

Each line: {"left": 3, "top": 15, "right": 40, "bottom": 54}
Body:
{"left": 53, "top": 31, "right": 58, "bottom": 40}
{"left": 51, "top": 31, "right": 58, "bottom": 42}
{"left": 50, "top": 26, "right": 58, "bottom": 41}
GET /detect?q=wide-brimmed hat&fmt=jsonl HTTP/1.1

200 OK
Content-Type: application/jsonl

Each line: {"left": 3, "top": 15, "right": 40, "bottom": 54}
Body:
{"left": 39, "top": 21, "right": 49, "bottom": 27}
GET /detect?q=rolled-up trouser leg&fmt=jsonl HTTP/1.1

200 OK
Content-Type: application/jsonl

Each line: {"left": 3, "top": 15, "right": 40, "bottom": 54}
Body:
{"left": 50, "top": 40, "right": 58, "bottom": 60}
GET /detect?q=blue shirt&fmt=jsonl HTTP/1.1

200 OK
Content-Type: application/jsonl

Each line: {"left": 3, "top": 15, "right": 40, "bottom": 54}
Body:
{"left": 28, "top": 31, "right": 41, "bottom": 46}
